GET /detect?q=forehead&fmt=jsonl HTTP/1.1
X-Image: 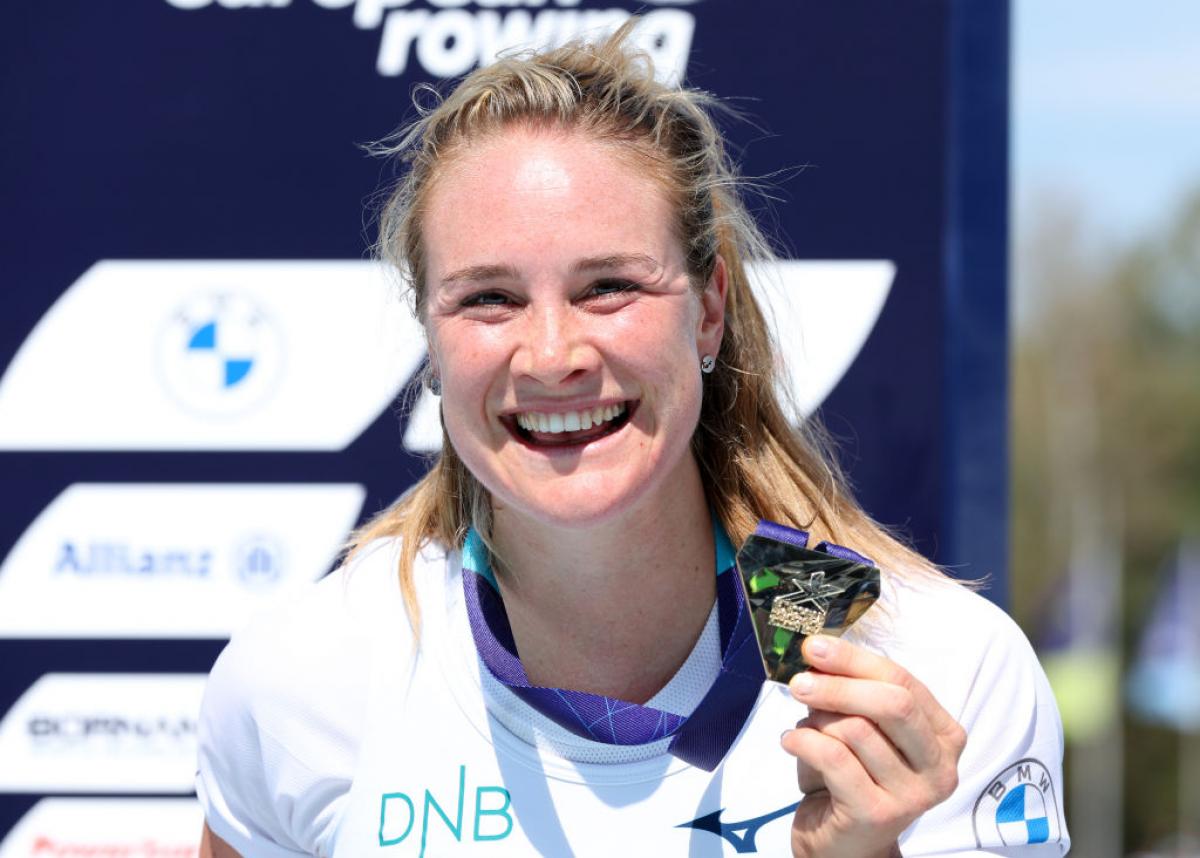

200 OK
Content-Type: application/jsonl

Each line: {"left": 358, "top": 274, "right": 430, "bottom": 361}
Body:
{"left": 421, "top": 127, "right": 679, "bottom": 276}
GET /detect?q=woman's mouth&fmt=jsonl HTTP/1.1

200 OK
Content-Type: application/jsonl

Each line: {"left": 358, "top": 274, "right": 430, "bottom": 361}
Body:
{"left": 507, "top": 401, "right": 635, "bottom": 448}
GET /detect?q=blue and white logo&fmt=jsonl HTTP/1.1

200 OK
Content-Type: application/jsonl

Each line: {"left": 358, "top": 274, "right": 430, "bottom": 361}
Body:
{"left": 0, "top": 483, "right": 365, "bottom": 638}
{"left": 995, "top": 783, "right": 1050, "bottom": 844}
{"left": 972, "top": 758, "right": 1063, "bottom": 848}
{"left": 0, "top": 259, "right": 883, "bottom": 450}
{"left": 157, "top": 292, "right": 285, "bottom": 418}
{"left": 0, "top": 260, "right": 425, "bottom": 450}
{"left": 233, "top": 534, "right": 285, "bottom": 588}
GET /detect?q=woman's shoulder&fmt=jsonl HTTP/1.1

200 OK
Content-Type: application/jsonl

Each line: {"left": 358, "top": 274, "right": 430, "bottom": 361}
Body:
{"left": 195, "top": 536, "right": 452, "bottom": 854}
{"left": 874, "top": 569, "right": 1032, "bottom": 645}
{"left": 863, "top": 571, "right": 1047, "bottom": 710}
{"left": 873, "top": 576, "right": 1070, "bottom": 854}
{"left": 207, "top": 536, "right": 450, "bottom": 713}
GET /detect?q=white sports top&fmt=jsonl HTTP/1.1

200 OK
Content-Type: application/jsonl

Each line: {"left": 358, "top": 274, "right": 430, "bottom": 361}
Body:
{"left": 196, "top": 539, "right": 1070, "bottom": 856}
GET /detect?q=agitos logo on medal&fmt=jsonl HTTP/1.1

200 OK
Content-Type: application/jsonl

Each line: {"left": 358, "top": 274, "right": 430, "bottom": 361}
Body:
{"left": 161, "top": 0, "right": 700, "bottom": 83}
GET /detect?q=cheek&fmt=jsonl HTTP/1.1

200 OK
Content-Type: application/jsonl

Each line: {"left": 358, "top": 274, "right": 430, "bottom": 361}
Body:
{"left": 431, "top": 323, "right": 497, "bottom": 391}
{"left": 618, "top": 321, "right": 702, "bottom": 397}
{"left": 428, "top": 335, "right": 487, "bottom": 436}
{"left": 439, "top": 366, "right": 493, "bottom": 441}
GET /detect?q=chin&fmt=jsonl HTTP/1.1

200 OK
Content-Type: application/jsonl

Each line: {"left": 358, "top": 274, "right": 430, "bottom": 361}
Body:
{"left": 490, "top": 471, "right": 658, "bottom": 533}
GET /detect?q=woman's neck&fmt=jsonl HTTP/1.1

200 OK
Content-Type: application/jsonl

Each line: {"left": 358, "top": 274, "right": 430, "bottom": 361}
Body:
{"left": 489, "top": 463, "right": 717, "bottom": 704}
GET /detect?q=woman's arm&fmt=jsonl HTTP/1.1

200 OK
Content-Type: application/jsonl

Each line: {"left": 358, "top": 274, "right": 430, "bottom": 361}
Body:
{"left": 779, "top": 599, "right": 1070, "bottom": 858}
{"left": 200, "top": 822, "right": 243, "bottom": 858}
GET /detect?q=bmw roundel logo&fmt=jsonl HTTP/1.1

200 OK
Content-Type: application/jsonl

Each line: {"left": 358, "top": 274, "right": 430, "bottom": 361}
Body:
{"left": 972, "top": 759, "right": 1063, "bottom": 848}
{"left": 157, "top": 292, "right": 284, "bottom": 418}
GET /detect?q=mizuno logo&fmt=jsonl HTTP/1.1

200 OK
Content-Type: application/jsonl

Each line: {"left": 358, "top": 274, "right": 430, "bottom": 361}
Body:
{"left": 677, "top": 802, "right": 799, "bottom": 853}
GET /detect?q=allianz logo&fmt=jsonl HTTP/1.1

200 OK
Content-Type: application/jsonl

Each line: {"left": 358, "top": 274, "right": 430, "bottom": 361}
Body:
{"left": 51, "top": 536, "right": 284, "bottom": 586}
{"left": 27, "top": 715, "right": 197, "bottom": 745}
{"left": 163, "top": 0, "right": 697, "bottom": 82}
{"left": 55, "top": 542, "right": 212, "bottom": 577}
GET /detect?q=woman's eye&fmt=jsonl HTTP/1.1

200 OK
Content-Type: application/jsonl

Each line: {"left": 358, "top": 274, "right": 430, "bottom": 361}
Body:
{"left": 589, "top": 279, "right": 639, "bottom": 298}
{"left": 462, "top": 291, "right": 511, "bottom": 307}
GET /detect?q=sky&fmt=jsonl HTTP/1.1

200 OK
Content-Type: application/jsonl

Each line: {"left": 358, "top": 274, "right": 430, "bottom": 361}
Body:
{"left": 1012, "top": 0, "right": 1200, "bottom": 245}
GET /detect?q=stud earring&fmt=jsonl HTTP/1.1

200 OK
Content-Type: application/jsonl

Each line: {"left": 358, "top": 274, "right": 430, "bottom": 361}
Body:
{"left": 700, "top": 354, "right": 716, "bottom": 374}
{"left": 425, "top": 373, "right": 442, "bottom": 396}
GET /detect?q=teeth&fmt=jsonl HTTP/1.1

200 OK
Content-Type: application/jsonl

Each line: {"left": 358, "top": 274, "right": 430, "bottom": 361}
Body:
{"left": 515, "top": 403, "right": 626, "bottom": 435}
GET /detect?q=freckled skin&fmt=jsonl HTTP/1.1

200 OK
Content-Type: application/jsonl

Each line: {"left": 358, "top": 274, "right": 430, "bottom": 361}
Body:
{"left": 422, "top": 128, "right": 725, "bottom": 532}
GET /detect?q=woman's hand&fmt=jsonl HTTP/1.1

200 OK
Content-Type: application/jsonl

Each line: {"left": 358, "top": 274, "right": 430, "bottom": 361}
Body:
{"left": 780, "top": 634, "right": 967, "bottom": 858}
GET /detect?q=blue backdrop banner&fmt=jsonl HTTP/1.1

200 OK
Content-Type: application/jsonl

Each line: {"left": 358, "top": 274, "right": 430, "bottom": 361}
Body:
{"left": 0, "top": 0, "right": 1008, "bottom": 846}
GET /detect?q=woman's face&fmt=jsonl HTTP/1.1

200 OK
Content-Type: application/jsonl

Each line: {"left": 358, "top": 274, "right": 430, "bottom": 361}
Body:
{"left": 421, "top": 127, "right": 725, "bottom": 531}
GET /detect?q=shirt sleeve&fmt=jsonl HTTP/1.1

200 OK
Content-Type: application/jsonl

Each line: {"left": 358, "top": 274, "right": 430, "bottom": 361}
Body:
{"left": 895, "top": 585, "right": 1071, "bottom": 856}
{"left": 195, "top": 629, "right": 315, "bottom": 857}
{"left": 195, "top": 546, "right": 395, "bottom": 857}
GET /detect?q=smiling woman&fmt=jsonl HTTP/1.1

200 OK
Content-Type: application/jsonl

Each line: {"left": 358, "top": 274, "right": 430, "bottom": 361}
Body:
{"left": 422, "top": 127, "right": 722, "bottom": 542}
{"left": 194, "top": 20, "right": 1069, "bottom": 858}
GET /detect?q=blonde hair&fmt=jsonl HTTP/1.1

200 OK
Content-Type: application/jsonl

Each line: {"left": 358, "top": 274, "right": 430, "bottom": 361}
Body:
{"left": 354, "top": 21, "right": 948, "bottom": 629}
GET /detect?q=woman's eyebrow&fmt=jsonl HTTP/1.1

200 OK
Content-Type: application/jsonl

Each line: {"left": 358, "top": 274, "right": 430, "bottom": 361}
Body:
{"left": 442, "top": 254, "right": 662, "bottom": 286}
{"left": 440, "top": 263, "right": 520, "bottom": 286}
{"left": 571, "top": 253, "right": 661, "bottom": 275}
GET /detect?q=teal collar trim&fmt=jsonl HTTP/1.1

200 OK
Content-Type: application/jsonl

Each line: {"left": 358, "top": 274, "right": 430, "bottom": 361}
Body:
{"left": 462, "top": 514, "right": 736, "bottom": 588}
{"left": 713, "top": 514, "right": 735, "bottom": 574}
{"left": 462, "top": 528, "right": 499, "bottom": 590}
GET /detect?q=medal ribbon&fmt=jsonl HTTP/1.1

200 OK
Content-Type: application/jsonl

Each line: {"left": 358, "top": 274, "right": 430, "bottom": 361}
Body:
{"left": 461, "top": 522, "right": 765, "bottom": 771}
{"left": 460, "top": 520, "right": 867, "bottom": 771}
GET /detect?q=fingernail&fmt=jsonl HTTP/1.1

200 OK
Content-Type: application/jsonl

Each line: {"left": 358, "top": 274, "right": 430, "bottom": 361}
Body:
{"left": 790, "top": 673, "right": 815, "bottom": 696}
{"left": 806, "top": 636, "right": 830, "bottom": 659}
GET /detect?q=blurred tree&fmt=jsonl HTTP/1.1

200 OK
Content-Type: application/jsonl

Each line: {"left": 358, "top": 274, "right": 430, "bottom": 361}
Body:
{"left": 1012, "top": 187, "right": 1200, "bottom": 853}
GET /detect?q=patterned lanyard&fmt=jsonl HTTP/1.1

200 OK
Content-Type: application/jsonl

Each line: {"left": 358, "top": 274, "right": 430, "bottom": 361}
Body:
{"left": 460, "top": 523, "right": 766, "bottom": 772}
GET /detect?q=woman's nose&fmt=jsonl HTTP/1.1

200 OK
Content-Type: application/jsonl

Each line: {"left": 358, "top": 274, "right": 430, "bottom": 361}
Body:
{"left": 515, "top": 303, "right": 597, "bottom": 386}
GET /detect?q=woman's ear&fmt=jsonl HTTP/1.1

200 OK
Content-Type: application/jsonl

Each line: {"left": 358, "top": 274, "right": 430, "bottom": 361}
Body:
{"left": 423, "top": 338, "right": 441, "bottom": 395}
{"left": 697, "top": 254, "right": 728, "bottom": 359}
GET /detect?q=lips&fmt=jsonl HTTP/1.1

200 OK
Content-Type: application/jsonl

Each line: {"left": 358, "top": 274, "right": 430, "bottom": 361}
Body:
{"left": 507, "top": 401, "right": 635, "bottom": 448}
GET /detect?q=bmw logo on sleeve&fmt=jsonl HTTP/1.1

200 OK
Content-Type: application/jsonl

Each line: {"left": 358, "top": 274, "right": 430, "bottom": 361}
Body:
{"left": 972, "top": 759, "right": 1064, "bottom": 848}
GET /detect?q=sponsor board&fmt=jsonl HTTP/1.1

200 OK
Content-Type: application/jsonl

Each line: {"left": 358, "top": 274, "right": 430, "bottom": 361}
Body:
{"left": 0, "top": 483, "right": 364, "bottom": 638}
{"left": 0, "top": 675, "right": 206, "bottom": 793}
{"left": 162, "top": 0, "right": 698, "bottom": 83}
{"left": 1, "top": 259, "right": 891, "bottom": 453}
{"left": 0, "top": 260, "right": 424, "bottom": 450}
{"left": 403, "top": 260, "right": 895, "bottom": 451}
{"left": 0, "top": 797, "right": 202, "bottom": 857}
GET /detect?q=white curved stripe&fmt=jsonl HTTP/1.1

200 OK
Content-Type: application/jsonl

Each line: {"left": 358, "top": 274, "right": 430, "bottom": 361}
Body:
{"left": 0, "top": 260, "right": 425, "bottom": 450}
{"left": 403, "top": 385, "right": 445, "bottom": 454}
{"left": 0, "top": 797, "right": 202, "bottom": 856}
{"left": 0, "top": 674, "right": 206, "bottom": 793}
{"left": 0, "top": 483, "right": 364, "bottom": 638}
{"left": 747, "top": 260, "right": 896, "bottom": 419}
{"left": 0, "top": 259, "right": 890, "bottom": 453}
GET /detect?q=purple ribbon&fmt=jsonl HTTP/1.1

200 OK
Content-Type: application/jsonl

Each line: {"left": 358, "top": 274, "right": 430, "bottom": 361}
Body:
{"left": 460, "top": 525, "right": 766, "bottom": 771}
